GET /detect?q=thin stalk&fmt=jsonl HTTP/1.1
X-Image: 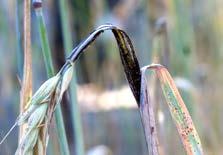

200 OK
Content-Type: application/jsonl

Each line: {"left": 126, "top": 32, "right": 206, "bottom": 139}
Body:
{"left": 20, "top": 0, "right": 32, "bottom": 142}
{"left": 33, "top": 1, "right": 70, "bottom": 155}
{"left": 58, "top": 0, "right": 85, "bottom": 155}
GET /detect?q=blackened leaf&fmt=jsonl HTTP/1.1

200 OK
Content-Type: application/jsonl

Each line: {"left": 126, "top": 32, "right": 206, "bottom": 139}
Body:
{"left": 66, "top": 24, "right": 141, "bottom": 105}
{"left": 112, "top": 29, "right": 141, "bottom": 105}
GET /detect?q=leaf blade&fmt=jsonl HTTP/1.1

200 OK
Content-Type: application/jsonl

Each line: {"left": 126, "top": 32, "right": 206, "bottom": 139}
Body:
{"left": 112, "top": 29, "right": 141, "bottom": 104}
{"left": 145, "top": 64, "right": 203, "bottom": 155}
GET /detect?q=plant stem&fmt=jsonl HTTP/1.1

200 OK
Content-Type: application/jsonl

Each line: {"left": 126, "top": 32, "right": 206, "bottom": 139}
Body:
{"left": 35, "top": 11, "right": 54, "bottom": 75}
{"left": 20, "top": 0, "right": 32, "bottom": 142}
{"left": 58, "top": 0, "right": 85, "bottom": 154}
{"left": 33, "top": 1, "right": 70, "bottom": 155}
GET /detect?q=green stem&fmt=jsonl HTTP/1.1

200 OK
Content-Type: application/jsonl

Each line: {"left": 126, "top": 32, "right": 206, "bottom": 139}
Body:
{"left": 35, "top": 10, "right": 54, "bottom": 75}
{"left": 34, "top": 2, "right": 70, "bottom": 155}
{"left": 58, "top": 0, "right": 85, "bottom": 154}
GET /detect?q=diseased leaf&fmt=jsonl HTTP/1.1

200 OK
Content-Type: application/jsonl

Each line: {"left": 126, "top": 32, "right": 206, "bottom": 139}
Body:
{"left": 67, "top": 24, "right": 141, "bottom": 104}
{"left": 143, "top": 64, "right": 203, "bottom": 155}
{"left": 112, "top": 29, "right": 141, "bottom": 104}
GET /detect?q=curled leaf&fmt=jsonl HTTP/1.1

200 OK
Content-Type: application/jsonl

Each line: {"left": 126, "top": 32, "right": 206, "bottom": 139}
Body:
{"left": 112, "top": 29, "right": 141, "bottom": 104}
{"left": 66, "top": 24, "right": 141, "bottom": 104}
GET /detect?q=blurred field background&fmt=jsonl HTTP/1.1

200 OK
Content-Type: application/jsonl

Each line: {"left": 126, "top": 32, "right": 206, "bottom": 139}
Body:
{"left": 0, "top": 0, "right": 223, "bottom": 154}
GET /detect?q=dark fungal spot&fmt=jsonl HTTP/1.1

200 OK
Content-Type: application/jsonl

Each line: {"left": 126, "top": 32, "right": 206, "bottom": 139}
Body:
{"left": 33, "top": 1, "right": 42, "bottom": 9}
{"left": 151, "top": 127, "right": 154, "bottom": 134}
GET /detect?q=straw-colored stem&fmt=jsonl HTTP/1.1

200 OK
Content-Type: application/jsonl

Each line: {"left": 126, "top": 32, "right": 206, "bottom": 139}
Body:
{"left": 58, "top": 0, "right": 85, "bottom": 154}
{"left": 20, "top": 0, "right": 32, "bottom": 143}
{"left": 34, "top": 3, "right": 70, "bottom": 155}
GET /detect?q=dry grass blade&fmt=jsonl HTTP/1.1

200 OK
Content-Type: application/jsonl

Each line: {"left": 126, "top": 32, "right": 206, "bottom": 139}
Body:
{"left": 143, "top": 64, "right": 203, "bottom": 155}
{"left": 20, "top": 0, "right": 32, "bottom": 140}
{"left": 21, "top": 0, "right": 32, "bottom": 112}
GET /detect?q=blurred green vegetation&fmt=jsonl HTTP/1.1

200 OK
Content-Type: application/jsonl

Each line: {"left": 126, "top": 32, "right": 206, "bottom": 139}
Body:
{"left": 0, "top": 0, "right": 223, "bottom": 154}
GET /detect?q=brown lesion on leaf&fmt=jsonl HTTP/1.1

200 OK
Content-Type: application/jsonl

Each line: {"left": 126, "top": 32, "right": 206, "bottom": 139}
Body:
{"left": 150, "top": 126, "right": 154, "bottom": 135}
{"left": 32, "top": 1, "right": 42, "bottom": 9}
